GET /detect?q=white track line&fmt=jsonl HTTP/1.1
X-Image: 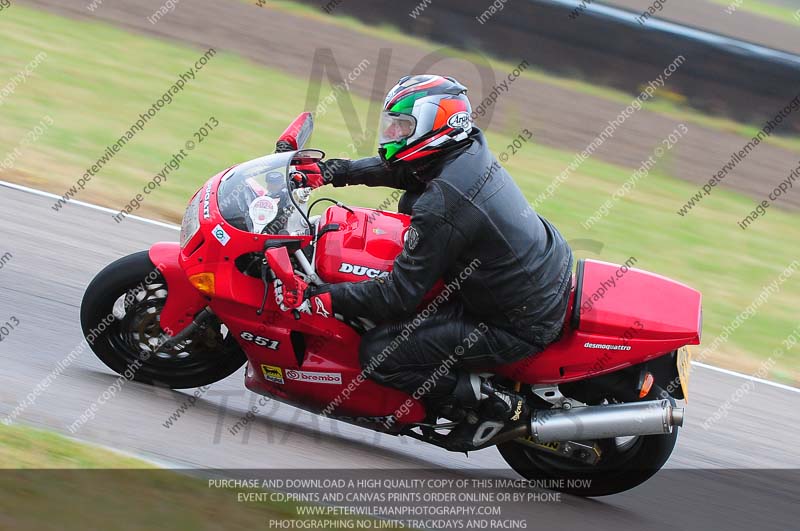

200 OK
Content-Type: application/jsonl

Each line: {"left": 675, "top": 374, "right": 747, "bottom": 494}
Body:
{"left": 0, "top": 179, "right": 180, "bottom": 231}
{"left": 3, "top": 179, "right": 799, "bottom": 394}
{"left": 693, "top": 362, "right": 800, "bottom": 394}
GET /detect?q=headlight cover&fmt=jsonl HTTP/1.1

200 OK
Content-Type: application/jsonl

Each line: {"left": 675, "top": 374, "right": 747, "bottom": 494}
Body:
{"left": 180, "top": 192, "right": 202, "bottom": 248}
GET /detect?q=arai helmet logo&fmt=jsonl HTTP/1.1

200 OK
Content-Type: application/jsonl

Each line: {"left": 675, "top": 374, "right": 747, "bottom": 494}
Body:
{"left": 447, "top": 111, "right": 471, "bottom": 131}
{"left": 338, "top": 262, "right": 389, "bottom": 279}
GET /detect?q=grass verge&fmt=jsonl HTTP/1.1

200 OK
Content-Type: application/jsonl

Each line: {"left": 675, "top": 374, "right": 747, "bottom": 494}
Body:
{"left": 0, "top": 423, "right": 299, "bottom": 530}
{"left": 708, "top": 0, "right": 800, "bottom": 28}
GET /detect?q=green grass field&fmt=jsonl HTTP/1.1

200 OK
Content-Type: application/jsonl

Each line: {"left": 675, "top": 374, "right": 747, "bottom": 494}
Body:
{"left": 0, "top": 423, "right": 299, "bottom": 530}
{"left": 1, "top": 4, "right": 799, "bottom": 382}
{"left": 707, "top": 0, "right": 800, "bottom": 28}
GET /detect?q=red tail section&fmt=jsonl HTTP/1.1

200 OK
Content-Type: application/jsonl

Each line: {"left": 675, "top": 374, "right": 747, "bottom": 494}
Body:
{"left": 496, "top": 259, "right": 701, "bottom": 384}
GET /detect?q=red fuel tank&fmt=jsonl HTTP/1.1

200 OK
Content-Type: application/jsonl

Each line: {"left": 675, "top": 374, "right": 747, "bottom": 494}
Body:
{"left": 315, "top": 206, "right": 410, "bottom": 284}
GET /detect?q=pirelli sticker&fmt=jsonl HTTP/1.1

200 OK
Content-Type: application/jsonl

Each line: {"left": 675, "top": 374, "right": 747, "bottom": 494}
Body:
{"left": 261, "top": 364, "right": 284, "bottom": 385}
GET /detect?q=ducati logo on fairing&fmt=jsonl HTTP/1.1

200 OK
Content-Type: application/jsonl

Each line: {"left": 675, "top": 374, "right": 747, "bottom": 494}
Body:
{"left": 338, "top": 262, "right": 389, "bottom": 278}
{"left": 202, "top": 182, "right": 213, "bottom": 219}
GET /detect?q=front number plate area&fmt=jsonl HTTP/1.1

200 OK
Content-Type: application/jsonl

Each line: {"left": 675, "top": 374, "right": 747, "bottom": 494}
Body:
{"left": 677, "top": 346, "right": 692, "bottom": 401}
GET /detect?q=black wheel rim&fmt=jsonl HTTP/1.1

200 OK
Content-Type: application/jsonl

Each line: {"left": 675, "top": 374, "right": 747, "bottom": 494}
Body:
{"left": 104, "top": 276, "right": 228, "bottom": 374}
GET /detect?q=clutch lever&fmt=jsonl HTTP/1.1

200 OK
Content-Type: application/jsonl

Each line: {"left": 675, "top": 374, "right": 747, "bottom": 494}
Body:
{"left": 256, "top": 259, "right": 271, "bottom": 316}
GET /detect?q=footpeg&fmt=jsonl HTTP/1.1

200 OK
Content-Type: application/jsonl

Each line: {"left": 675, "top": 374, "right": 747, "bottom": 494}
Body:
{"left": 471, "top": 420, "right": 505, "bottom": 447}
{"left": 480, "top": 382, "right": 528, "bottom": 422}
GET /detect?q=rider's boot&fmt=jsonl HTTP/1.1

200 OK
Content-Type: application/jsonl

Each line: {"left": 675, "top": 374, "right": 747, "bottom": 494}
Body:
{"left": 444, "top": 378, "right": 529, "bottom": 452}
{"left": 430, "top": 372, "right": 482, "bottom": 422}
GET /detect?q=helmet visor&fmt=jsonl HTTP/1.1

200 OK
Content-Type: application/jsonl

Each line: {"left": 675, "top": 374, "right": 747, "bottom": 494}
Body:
{"left": 379, "top": 112, "right": 417, "bottom": 145}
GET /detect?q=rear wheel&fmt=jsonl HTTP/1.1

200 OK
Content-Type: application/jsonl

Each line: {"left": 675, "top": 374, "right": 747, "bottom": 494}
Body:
{"left": 498, "top": 387, "right": 679, "bottom": 496}
{"left": 80, "top": 251, "right": 246, "bottom": 389}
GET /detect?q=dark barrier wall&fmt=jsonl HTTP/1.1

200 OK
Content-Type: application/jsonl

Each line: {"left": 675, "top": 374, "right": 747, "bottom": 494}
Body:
{"left": 302, "top": 0, "right": 800, "bottom": 134}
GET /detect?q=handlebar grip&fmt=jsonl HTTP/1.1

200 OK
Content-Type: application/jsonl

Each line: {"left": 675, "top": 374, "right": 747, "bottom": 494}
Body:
{"left": 275, "top": 140, "right": 295, "bottom": 153}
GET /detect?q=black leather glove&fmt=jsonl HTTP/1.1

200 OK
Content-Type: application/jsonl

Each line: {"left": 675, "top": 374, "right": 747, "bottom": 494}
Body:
{"left": 318, "top": 158, "right": 351, "bottom": 185}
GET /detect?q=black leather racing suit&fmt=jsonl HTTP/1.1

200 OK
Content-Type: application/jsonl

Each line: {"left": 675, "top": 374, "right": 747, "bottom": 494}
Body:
{"left": 321, "top": 129, "right": 574, "bottom": 406}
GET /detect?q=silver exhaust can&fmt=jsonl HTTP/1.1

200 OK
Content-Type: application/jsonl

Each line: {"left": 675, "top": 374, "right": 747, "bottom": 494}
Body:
{"left": 530, "top": 399, "right": 684, "bottom": 443}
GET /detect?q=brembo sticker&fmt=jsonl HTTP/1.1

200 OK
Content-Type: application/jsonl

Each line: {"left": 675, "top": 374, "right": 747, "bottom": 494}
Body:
{"left": 285, "top": 369, "right": 342, "bottom": 385}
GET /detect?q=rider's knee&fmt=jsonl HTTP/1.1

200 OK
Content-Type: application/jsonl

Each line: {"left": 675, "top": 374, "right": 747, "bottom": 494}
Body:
{"left": 358, "top": 327, "right": 388, "bottom": 373}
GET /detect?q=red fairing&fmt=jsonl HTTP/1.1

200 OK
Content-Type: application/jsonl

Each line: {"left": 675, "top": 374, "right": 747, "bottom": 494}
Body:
{"left": 496, "top": 260, "right": 702, "bottom": 384}
{"left": 148, "top": 242, "right": 207, "bottom": 336}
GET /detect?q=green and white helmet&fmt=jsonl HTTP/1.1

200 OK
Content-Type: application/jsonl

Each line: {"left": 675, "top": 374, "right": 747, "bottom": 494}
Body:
{"left": 378, "top": 74, "right": 473, "bottom": 163}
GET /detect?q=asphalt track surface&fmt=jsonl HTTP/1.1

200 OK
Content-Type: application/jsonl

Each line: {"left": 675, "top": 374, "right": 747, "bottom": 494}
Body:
{"left": 604, "top": 0, "right": 800, "bottom": 56}
{"left": 1, "top": 182, "right": 799, "bottom": 529}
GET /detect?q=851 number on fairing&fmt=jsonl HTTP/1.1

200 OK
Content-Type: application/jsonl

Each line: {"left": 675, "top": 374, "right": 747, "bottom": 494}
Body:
{"left": 240, "top": 331, "right": 280, "bottom": 350}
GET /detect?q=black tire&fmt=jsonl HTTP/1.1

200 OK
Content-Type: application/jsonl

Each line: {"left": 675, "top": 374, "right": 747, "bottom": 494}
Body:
{"left": 80, "top": 251, "right": 246, "bottom": 389}
{"left": 498, "top": 388, "right": 679, "bottom": 497}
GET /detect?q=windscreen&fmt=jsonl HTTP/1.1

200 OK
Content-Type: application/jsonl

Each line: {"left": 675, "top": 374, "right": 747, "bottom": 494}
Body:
{"left": 217, "top": 151, "right": 309, "bottom": 236}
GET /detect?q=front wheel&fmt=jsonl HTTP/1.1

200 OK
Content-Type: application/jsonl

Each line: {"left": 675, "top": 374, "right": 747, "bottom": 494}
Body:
{"left": 80, "top": 251, "right": 246, "bottom": 389}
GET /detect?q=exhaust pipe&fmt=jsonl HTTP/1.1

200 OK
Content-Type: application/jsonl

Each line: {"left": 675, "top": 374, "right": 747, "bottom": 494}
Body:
{"left": 530, "top": 399, "right": 684, "bottom": 443}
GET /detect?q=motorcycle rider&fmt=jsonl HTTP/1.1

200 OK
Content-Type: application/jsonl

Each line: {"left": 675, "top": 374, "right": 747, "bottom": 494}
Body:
{"left": 285, "top": 75, "right": 574, "bottom": 450}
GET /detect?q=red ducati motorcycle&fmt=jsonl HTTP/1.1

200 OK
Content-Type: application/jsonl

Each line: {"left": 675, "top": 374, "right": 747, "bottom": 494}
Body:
{"left": 81, "top": 113, "right": 701, "bottom": 496}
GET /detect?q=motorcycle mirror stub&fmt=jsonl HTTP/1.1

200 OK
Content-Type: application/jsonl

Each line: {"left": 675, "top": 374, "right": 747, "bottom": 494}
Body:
{"left": 276, "top": 112, "right": 314, "bottom": 152}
